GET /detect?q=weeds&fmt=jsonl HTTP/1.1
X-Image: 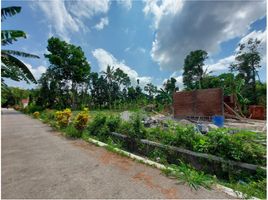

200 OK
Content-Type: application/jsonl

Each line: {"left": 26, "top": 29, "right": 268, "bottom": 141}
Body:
{"left": 162, "top": 162, "right": 216, "bottom": 190}
{"left": 222, "top": 178, "right": 266, "bottom": 199}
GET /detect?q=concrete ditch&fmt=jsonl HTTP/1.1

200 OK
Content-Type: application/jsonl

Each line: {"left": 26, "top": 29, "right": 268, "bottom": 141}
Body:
{"left": 109, "top": 131, "right": 266, "bottom": 178}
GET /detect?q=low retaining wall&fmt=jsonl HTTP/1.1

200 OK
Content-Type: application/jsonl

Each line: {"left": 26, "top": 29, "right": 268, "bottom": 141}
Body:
{"left": 109, "top": 132, "right": 265, "bottom": 179}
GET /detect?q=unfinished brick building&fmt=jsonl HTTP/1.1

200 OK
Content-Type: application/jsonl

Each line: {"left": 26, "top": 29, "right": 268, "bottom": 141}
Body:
{"left": 173, "top": 88, "right": 224, "bottom": 118}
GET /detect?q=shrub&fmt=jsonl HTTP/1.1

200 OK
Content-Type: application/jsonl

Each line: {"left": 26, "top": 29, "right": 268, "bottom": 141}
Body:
{"left": 45, "top": 109, "right": 56, "bottom": 120}
{"left": 106, "top": 115, "right": 121, "bottom": 132}
{"left": 205, "top": 129, "right": 266, "bottom": 165}
{"left": 118, "top": 121, "right": 134, "bottom": 136}
{"left": 87, "top": 114, "right": 109, "bottom": 138}
{"left": 146, "top": 125, "right": 265, "bottom": 165}
{"left": 74, "top": 108, "right": 90, "bottom": 131}
{"left": 33, "top": 111, "right": 40, "bottom": 118}
{"left": 173, "top": 125, "right": 202, "bottom": 149}
{"left": 55, "top": 108, "right": 72, "bottom": 128}
{"left": 129, "top": 113, "right": 146, "bottom": 139}
{"left": 25, "top": 104, "right": 43, "bottom": 113}
{"left": 146, "top": 127, "right": 176, "bottom": 145}
{"left": 64, "top": 125, "right": 82, "bottom": 138}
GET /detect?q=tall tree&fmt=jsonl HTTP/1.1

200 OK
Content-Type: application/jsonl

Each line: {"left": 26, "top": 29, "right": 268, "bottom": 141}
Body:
{"left": 90, "top": 73, "right": 109, "bottom": 108}
{"left": 230, "top": 38, "right": 262, "bottom": 104}
{"left": 144, "top": 83, "right": 157, "bottom": 100}
{"left": 182, "top": 50, "right": 208, "bottom": 90}
{"left": 164, "top": 77, "right": 179, "bottom": 95}
{"left": 114, "top": 68, "right": 131, "bottom": 88}
{"left": 43, "top": 37, "right": 90, "bottom": 109}
{"left": 155, "top": 77, "right": 179, "bottom": 105}
{"left": 1, "top": 6, "right": 39, "bottom": 87}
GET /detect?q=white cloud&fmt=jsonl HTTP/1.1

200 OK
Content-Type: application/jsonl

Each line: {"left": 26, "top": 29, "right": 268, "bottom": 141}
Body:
{"left": 68, "top": 0, "right": 110, "bottom": 19}
{"left": 124, "top": 47, "right": 131, "bottom": 52}
{"left": 174, "top": 75, "right": 183, "bottom": 90}
{"left": 94, "top": 17, "right": 109, "bottom": 30}
{"left": 117, "top": 0, "right": 132, "bottom": 10}
{"left": 236, "top": 30, "right": 266, "bottom": 67}
{"left": 144, "top": 0, "right": 266, "bottom": 71}
{"left": 208, "top": 55, "right": 236, "bottom": 72}
{"left": 207, "top": 29, "right": 266, "bottom": 73}
{"left": 26, "top": 63, "right": 47, "bottom": 80}
{"left": 34, "top": 0, "right": 110, "bottom": 41}
{"left": 161, "top": 73, "right": 184, "bottom": 90}
{"left": 92, "top": 48, "right": 152, "bottom": 87}
{"left": 138, "top": 47, "right": 146, "bottom": 54}
{"left": 143, "top": 0, "right": 183, "bottom": 28}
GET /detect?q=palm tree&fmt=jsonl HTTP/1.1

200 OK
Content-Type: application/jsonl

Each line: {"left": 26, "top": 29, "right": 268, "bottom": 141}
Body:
{"left": 1, "top": 6, "right": 39, "bottom": 86}
{"left": 101, "top": 65, "right": 115, "bottom": 84}
{"left": 101, "top": 65, "right": 115, "bottom": 108}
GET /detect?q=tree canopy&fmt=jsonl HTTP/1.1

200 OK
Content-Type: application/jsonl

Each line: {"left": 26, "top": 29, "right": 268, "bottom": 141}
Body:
{"left": 182, "top": 50, "right": 209, "bottom": 90}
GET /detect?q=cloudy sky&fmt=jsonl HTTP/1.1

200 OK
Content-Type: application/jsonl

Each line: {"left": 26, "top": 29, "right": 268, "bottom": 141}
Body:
{"left": 2, "top": 0, "right": 266, "bottom": 89}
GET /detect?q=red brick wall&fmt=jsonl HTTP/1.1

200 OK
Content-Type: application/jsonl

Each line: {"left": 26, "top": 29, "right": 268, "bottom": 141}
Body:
{"left": 249, "top": 105, "right": 265, "bottom": 120}
{"left": 173, "top": 88, "right": 223, "bottom": 118}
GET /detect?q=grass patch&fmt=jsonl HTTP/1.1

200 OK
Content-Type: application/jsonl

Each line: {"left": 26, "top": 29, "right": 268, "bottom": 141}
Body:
{"left": 162, "top": 163, "right": 216, "bottom": 190}
{"left": 221, "top": 179, "right": 266, "bottom": 199}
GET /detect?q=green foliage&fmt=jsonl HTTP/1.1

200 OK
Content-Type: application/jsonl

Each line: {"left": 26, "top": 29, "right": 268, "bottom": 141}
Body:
{"left": 87, "top": 114, "right": 109, "bottom": 138}
{"left": 1, "top": 86, "right": 30, "bottom": 107}
{"left": 204, "top": 129, "right": 265, "bottom": 165}
{"left": 64, "top": 125, "right": 82, "bottom": 138}
{"left": 1, "top": 6, "right": 21, "bottom": 21}
{"left": 224, "top": 178, "right": 266, "bottom": 199}
{"left": 129, "top": 113, "right": 146, "bottom": 139}
{"left": 163, "top": 163, "right": 215, "bottom": 190}
{"left": 44, "top": 109, "right": 56, "bottom": 121}
{"left": 33, "top": 111, "right": 40, "bottom": 118}
{"left": 73, "top": 108, "right": 90, "bottom": 131}
{"left": 24, "top": 104, "right": 43, "bottom": 114}
{"left": 230, "top": 38, "right": 262, "bottom": 104}
{"left": 256, "top": 81, "right": 266, "bottom": 106}
{"left": 106, "top": 115, "right": 121, "bottom": 132}
{"left": 144, "top": 83, "right": 157, "bottom": 100}
{"left": 1, "top": 6, "right": 39, "bottom": 86}
{"left": 183, "top": 50, "right": 209, "bottom": 90}
{"left": 155, "top": 78, "right": 179, "bottom": 106}
{"left": 148, "top": 149, "right": 168, "bottom": 164}
{"left": 147, "top": 125, "right": 265, "bottom": 165}
{"left": 55, "top": 108, "right": 72, "bottom": 128}
{"left": 117, "top": 121, "right": 135, "bottom": 136}
{"left": 39, "top": 37, "right": 91, "bottom": 109}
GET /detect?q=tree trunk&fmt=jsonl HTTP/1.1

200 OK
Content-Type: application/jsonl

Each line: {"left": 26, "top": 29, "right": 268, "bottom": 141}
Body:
{"left": 252, "top": 68, "right": 257, "bottom": 104}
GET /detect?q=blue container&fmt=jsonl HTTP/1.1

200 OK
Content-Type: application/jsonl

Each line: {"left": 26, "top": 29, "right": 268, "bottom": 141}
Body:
{"left": 212, "top": 115, "right": 224, "bottom": 127}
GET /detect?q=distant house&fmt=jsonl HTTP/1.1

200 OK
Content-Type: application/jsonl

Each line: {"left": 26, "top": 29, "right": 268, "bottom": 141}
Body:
{"left": 21, "top": 98, "right": 29, "bottom": 108}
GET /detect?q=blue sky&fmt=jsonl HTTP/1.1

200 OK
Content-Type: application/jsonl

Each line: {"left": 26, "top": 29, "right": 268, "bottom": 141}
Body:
{"left": 2, "top": 0, "right": 267, "bottom": 89}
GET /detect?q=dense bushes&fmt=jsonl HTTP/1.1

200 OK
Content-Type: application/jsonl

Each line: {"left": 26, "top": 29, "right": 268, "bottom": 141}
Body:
{"left": 55, "top": 108, "right": 72, "bottom": 128}
{"left": 23, "top": 104, "right": 44, "bottom": 114}
{"left": 146, "top": 126, "right": 265, "bottom": 165}
{"left": 85, "top": 112, "right": 266, "bottom": 165}
{"left": 74, "top": 108, "right": 90, "bottom": 131}
{"left": 22, "top": 106, "right": 266, "bottom": 165}
{"left": 88, "top": 114, "right": 109, "bottom": 137}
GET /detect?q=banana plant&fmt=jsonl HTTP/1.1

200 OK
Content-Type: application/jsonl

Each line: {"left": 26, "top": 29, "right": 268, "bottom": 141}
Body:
{"left": 1, "top": 6, "right": 39, "bottom": 85}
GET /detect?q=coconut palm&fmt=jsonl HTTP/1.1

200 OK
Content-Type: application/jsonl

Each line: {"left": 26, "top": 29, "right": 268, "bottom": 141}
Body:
{"left": 1, "top": 6, "right": 39, "bottom": 85}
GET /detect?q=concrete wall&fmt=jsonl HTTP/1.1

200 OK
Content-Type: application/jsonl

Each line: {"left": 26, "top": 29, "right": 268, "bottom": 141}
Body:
{"left": 173, "top": 88, "right": 223, "bottom": 118}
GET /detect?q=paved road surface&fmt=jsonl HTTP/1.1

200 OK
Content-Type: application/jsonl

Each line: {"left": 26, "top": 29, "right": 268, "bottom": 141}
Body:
{"left": 2, "top": 109, "right": 233, "bottom": 199}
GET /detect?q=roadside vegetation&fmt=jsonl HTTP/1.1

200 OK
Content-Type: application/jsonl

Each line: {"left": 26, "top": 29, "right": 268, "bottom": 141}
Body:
{"left": 18, "top": 107, "right": 266, "bottom": 199}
